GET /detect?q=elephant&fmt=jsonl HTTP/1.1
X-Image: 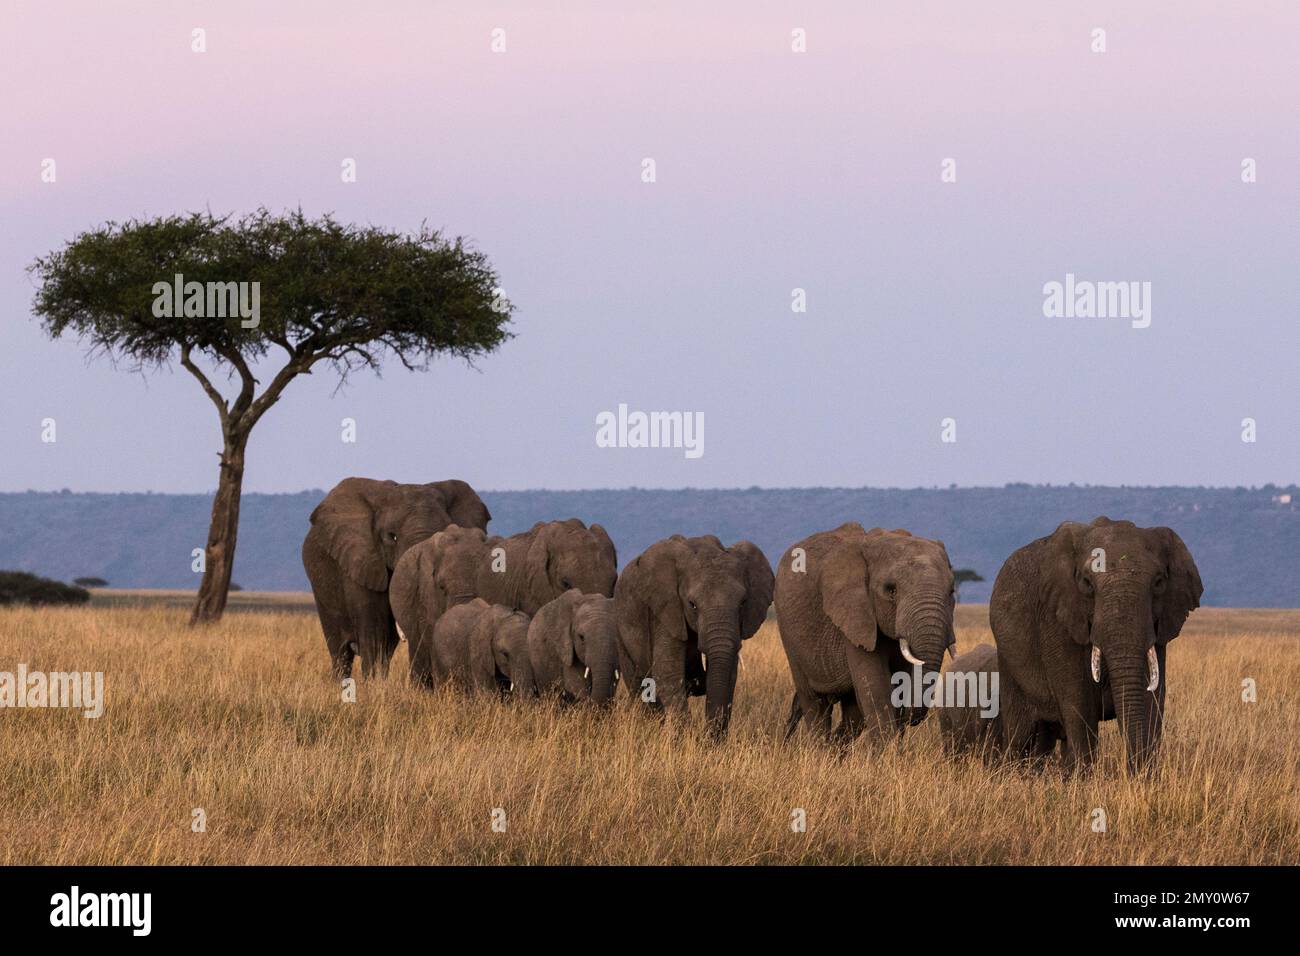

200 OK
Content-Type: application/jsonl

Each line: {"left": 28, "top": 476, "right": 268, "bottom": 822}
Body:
{"left": 989, "top": 517, "right": 1202, "bottom": 774}
{"left": 527, "top": 590, "right": 619, "bottom": 703}
{"left": 937, "top": 644, "right": 1003, "bottom": 758}
{"left": 301, "top": 477, "right": 490, "bottom": 678}
{"left": 614, "top": 535, "right": 774, "bottom": 738}
{"left": 390, "top": 519, "right": 617, "bottom": 687}
{"left": 775, "top": 523, "right": 957, "bottom": 745}
{"left": 428, "top": 598, "right": 532, "bottom": 692}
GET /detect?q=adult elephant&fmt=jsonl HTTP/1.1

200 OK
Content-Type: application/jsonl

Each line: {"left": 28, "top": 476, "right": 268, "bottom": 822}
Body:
{"left": 775, "top": 523, "right": 957, "bottom": 745}
{"left": 990, "top": 517, "right": 1202, "bottom": 774}
{"left": 390, "top": 519, "right": 617, "bottom": 687}
{"left": 301, "top": 477, "right": 490, "bottom": 679}
{"left": 614, "top": 535, "right": 774, "bottom": 739}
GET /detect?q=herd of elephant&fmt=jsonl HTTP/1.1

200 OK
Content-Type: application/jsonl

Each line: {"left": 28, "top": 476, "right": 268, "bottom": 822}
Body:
{"left": 302, "top": 476, "right": 1204, "bottom": 773}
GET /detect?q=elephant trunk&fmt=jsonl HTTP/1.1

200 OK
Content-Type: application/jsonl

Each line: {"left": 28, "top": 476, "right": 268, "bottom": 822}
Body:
{"left": 700, "top": 608, "right": 740, "bottom": 740}
{"left": 1095, "top": 586, "right": 1157, "bottom": 773}
{"left": 897, "top": 589, "right": 952, "bottom": 668}
{"left": 896, "top": 590, "right": 952, "bottom": 725}
{"left": 1108, "top": 649, "right": 1153, "bottom": 774}
{"left": 587, "top": 617, "right": 619, "bottom": 706}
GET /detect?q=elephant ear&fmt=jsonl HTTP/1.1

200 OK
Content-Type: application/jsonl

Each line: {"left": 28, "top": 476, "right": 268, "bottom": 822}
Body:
{"left": 730, "top": 540, "right": 775, "bottom": 640}
{"left": 1153, "top": 527, "right": 1202, "bottom": 643}
{"left": 309, "top": 478, "right": 392, "bottom": 591}
{"left": 428, "top": 479, "right": 491, "bottom": 531}
{"left": 550, "top": 590, "right": 585, "bottom": 667}
{"left": 1044, "top": 522, "right": 1091, "bottom": 646}
{"left": 819, "top": 541, "right": 877, "bottom": 652}
{"left": 590, "top": 523, "right": 618, "bottom": 587}
{"left": 389, "top": 541, "right": 428, "bottom": 647}
{"left": 524, "top": 524, "right": 562, "bottom": 604}
{"left": 468, "top": 611, "right": 500, "bottom": 690}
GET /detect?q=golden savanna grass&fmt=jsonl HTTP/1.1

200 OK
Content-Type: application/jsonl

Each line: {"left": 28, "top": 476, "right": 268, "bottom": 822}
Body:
{"left": 1, "top": 599, "right": 1297, "bottom": 864}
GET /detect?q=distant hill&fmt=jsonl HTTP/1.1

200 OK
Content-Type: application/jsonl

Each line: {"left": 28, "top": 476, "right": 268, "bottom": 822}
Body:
{"left": 1, "top": 486, "right": 1296, "bottom": 607}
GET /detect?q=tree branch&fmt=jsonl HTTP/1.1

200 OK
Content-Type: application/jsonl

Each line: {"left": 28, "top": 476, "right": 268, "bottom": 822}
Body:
{"left": 180, "top": 344, "right": 230, "bottom": 427}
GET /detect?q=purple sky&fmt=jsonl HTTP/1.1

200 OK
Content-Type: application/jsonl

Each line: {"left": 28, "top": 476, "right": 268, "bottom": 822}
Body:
{"left": 3, "top": 1, "right": 1297, "bottom": 493}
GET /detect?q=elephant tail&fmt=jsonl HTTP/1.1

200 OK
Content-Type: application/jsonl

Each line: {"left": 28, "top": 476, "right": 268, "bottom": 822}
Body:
{"left": 783, "top": 693, "right": 803, "bottom": 741}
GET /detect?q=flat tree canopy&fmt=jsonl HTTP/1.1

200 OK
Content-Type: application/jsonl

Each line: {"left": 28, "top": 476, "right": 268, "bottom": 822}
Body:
{"left": 30, "top": 208, "right": 513, "bottom": 622}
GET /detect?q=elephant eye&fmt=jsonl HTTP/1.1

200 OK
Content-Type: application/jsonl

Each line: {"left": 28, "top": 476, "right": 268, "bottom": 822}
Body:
{"left": 1152, "top": 575, "right": 1167, "bottom": 594}
{"left": 385, "top": 531, "right": 398, "bottom": 542}
{"left": 561, "top": 578, "right": 573, "bottom": 589}
{"left": 688, "top": 600, "right": 697, "bottom": 611}
{"left": 884, "top": 582, "right": 897, "bottom": 597}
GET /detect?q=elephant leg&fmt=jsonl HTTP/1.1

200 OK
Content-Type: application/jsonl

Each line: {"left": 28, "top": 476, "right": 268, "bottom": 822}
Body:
{"left": 833, "top": 695, "right": 864, "bottom": 749}
{"left": 683, "top": 633, "right": 706, "bottom": 697}
{"left": 650, "top": 628, "right": 687, "bottom": 719}
{"left": 783, "top": 657, "right": 832, "bottom": 742}
{"left": 1059, "top": 710, "right": 1099, "bottom": 774}
{"left": 844, "top": 644, "right": 897, "bottom": 744}
{"left": 409, "top": 628, "right": 436, "bottom": 688}
{"left": 997, "top": 669, "right": 1039, "bottom": 765}
{"left": 332, "top": 637, "right": 356, "bottom": 681}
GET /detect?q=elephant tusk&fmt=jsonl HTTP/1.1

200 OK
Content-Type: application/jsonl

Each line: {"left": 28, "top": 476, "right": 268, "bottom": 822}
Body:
{"left": 1090, "top": 645, "right": 1102, "bottom": 683}
{"left": 1146, "top": 646, "right": 1160, "bottom": 693}
{"left": 614, "top": 669, "right": 621, "bottom": 682}
{"left": 899, "top": 639, "right": 924, "bottom": 667}
{"left": 584, "top": 667, "right": 590, "bottom": 680}
{"left": 509, "top": 682, "right": 515, "bottom": 692}
{"left": 947, "top": 643, "right": 958, "bottom": 661}
{"left": 738, "top": 651, "right": 746, "bottom": 672}
{"left": 349, "top": 641, "right": 360, "bottom": 655}
{"left": 395, "top": 624, "right": 407, "bottom": 643}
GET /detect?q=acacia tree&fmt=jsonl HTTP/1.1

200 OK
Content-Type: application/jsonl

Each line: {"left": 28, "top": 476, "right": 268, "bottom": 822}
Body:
{"left": 31, "top": 209, "right": 512, "bottom": 623}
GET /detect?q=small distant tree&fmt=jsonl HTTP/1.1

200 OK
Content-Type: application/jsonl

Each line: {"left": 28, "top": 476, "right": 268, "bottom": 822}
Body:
{"left": 954, "top": 568, "right": 985, "bottom": 602}
{"left": 31, "top": 209, "right": 513, "bottom": 624}
{"left": 0, "top": 572, "right": 90, "bottom": 607}
{"left": 73, "top": 576, "right": 109, "bottom": 588}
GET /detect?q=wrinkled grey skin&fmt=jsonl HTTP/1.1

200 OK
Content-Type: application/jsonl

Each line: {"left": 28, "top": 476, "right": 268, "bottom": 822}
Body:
{"left": 391, "top": 519, "right": 617, "bottom": 687}
{"left": 468, "top": 603, "right": 535, "bottom": 696}
{"left": 301, "top": 477, "right": 490, "bottom": 679}
{"left": 990, "top": 517, "right": 1202, "bottom": 774}
{"left": 390, "top": 526, "right": 490, "bottom": 687}
{"left": 429, "top": 598, "right": 532, "bottom": 692}
{"left": 615, "top": 535, "right": 774, "bottom": 739}
{"left": 938, "top": 644, "right": 1002, "bottom": 759}
{"left": 527, "top": 590, "right": 619, "bottom": 703}
{"left": 776, "top": 523, "right": 957, "bottom": 746}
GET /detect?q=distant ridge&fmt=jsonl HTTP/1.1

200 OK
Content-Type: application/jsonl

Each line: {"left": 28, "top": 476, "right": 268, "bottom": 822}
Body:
{"left": 0, "top": 486, "right": 1296, "bottom": 607}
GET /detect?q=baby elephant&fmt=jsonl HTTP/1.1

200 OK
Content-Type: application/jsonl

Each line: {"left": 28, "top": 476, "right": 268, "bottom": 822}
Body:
{"left": 432, "top": 598, "right": 535, "bottom": 695}
{"left": 938, "top": 644, "right": 1003, "bottom": 758}
{"left": 527, "top": 590, "right": 619, "bottom": 703}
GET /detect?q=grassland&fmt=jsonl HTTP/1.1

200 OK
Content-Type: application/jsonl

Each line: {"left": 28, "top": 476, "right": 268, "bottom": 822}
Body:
{"left": 0, "top": 600, "right": 1296, "bottom": 864}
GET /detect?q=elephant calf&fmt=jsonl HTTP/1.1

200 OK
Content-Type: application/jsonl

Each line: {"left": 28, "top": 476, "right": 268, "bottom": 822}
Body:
{"left": 527, "top": 590, "right": 619, "bottom": 703}
{"left": 431, "top": 598, "right": 534, "bottom": 694}
{"left": 938, "top": 644, "right": 1003, "bottom": 758}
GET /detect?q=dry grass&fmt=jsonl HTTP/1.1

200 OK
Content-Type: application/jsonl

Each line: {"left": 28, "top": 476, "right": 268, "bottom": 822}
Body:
{"left": 1, "top": 602, "right": 1296, "bottom": 864}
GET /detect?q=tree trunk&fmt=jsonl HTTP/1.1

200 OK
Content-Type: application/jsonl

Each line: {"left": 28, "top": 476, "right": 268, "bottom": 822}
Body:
{"left": 190, "top": 430, "right": 249, "bottom": 624}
